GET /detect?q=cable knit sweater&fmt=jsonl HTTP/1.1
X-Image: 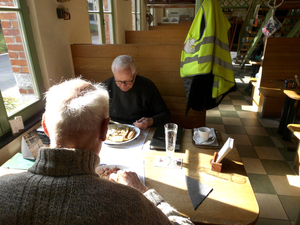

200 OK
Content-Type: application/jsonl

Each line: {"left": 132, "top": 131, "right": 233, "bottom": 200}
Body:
{"left": 0, "top": 148, "right": 193, "bottom": 225}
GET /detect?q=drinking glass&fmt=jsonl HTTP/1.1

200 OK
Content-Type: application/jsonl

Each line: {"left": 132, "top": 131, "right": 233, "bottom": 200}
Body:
{"left": 164, "top": 123, "right": 178, "bottom": 162}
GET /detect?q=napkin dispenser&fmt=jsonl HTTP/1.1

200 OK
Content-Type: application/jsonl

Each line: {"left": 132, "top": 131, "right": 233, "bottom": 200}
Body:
{"left": 211, "top": 152, "right": 222, "bottom": 172}
{"left": 211, "top": 138, "right": 234, "bottom": 172}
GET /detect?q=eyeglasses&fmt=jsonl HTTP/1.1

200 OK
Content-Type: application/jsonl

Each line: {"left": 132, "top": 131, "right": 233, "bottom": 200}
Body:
{"left": 115, "top": 74, "right": 135, "bottom": 85}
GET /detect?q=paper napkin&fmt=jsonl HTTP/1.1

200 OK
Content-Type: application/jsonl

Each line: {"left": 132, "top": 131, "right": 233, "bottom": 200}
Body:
{"left": 185, "top": 175, "right": 213, "bottom": 210}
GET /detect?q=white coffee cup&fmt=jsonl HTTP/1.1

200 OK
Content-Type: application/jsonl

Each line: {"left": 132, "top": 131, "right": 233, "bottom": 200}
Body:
{"left": 197, "top": 127, "right": 210, "bottom": 141}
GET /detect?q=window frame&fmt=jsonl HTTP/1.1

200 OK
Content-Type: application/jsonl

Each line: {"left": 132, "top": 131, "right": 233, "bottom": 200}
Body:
{"left": 88, "top": 0, "right": 115, "bottom": 44}
{"left": 131, "top": 0, "right": 141, "bottom": 31}
{"left": 0, "top": 1, "right": 45, "bottom": 137}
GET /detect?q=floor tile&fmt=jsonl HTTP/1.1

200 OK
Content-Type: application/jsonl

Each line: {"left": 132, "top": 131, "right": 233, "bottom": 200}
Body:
{"left": 206, "top": 117, "right": 223, "bottom": 125}
{"left": 222, "top": 117, "right": 242, "bottom": 125}
{"left": 228, "top": 90, "right": 243, "bottom": 96}
{"left": 227, "top": 134, "right": 252, "bottom": 145}
{"left": 237, "top": 111, "right": 257, "bottom": 118}
{"left": 269, "top": 175, "right": 300, "bottom": 196}
{"left": 254, "top": 146, "right": 285, "bottom": 160}
{"left": 248, "top": 173, "right": 277, "bottom": 194}
{"left": 224, "top": 125, "right": 247, "bottom": 134}
{"left": 265, "top": 127, "right": 278, "bottom": 136}
{"left": 241, "top": 104, "right": 258, "bottom": 112}
{"left": 241, "top": 118, "right": 262, "bottom": 127}
{"left": 255, "top": 193, "right": 289, "bottom": 220}
{"left": 229, "top": 95, "right": 245, "bottom": 100}
{"left": 278, "top": 195, "right": 300, "bottom": 221}
{"left": 271, "top": 136, "right": 286, "bottom": 148}
{"left": 220, "top": 111, "right": 239, "bottom": 118}
{"left": 249, "top": 135, "right": 276, "bottom": 147}
{"left": 242, "top": 158, "right": 266, "bottom": 174}
{"left": 223, "top": 95, "right": 231, "bottom": 100}
{"left": 218, "top": 105, "right": 236, "bottom": 111}
{"left": 279, "top": 148, "right": 297, "bottom": 161}
{"left": 231, "top": 99, "right": 250, "bottom": 105}
{"left": 244, "top": 95, "right": 252, "bottom": 102}
{"left": 206, "top": 110, "right": 221, "bottom": 117}
{"left": 245, "top": 127, "right": 269, "bottom": 136}
{"left": 261, "top": 160, "right": 296, "bottom": 176}
{"left": 259, "top": 118, "right": 280, "bottom": 128}
{"left": 234, "top": 105, "right": 243, "bottom": 111}
{"left": 206, "top": 124, "right": 225, "bottom": 133}
{"left": 255, "top": 218, "right": 292, "bottom": 225}
{"left": 236, "top": 145, "right": 259, "bottom": 158}
{"left": 220, "top": 99, "right": 232, "bottom": 105}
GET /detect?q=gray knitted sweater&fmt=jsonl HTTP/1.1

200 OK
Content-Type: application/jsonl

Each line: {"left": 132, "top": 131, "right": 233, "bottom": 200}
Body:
{"left": 0, "top": 148, "right": 193, "bottom": 225}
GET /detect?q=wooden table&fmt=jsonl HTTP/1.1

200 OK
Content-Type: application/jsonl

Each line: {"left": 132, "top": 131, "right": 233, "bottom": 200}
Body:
{"left": 272, "top": 79, "right": 300, "bottom": 140}
{"left": 139, "top": 129, "right": 259, "bottom": 225}
{"left": 0, "top": 128, "right": 259, "bottom": 225}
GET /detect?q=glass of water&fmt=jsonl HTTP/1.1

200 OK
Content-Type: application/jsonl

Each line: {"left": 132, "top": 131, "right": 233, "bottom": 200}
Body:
{"left": 164, "top": 123, "right": 178, "bottom": 163}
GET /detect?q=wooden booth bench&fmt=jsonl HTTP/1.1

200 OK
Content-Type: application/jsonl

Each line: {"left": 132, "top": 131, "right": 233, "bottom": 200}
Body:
{"left": 251, "top": 37, "right": 300, "bottom": 118}
{"left": 149, "top": 22, "right": 191, "bottom": 31}
{"left": 125, "top": 30, "right": 187, "bottom": 45}
{"left": 71, "top": 44, "right": 206, "bottom": 129}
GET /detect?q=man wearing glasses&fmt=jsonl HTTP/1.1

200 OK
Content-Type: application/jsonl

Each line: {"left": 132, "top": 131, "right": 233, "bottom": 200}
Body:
{"left": 104, "top": 55, "right": 171, "bottom": 130}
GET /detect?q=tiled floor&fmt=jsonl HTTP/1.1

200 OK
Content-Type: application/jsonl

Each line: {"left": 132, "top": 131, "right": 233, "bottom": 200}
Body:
{"left": 206, "top": 64, "right": 300, "bottom": 225}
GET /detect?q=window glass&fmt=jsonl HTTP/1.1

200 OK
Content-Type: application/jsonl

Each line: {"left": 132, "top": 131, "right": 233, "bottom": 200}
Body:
{"left": 104, "top": 14, "right": 113, "bottom": 44}
{"left": 103, "top": 0, "right": 111, "bottom": 12}
{"left": 87, "top": 0, "right": 114, "bottom": 44}
{"left": 131, "top": 0, "right": 141, "bottom": 31}
{"left": 90, "top": 14, "right": 101, "bottom": 44}
{"left": 0, "top": 11, "right": 39, "bottom": 117}
{"left": 88, "top": 0, "right": 98, "bottom": 11}
{"left": 0, "top": 0, "right": 44, "bottom": 137}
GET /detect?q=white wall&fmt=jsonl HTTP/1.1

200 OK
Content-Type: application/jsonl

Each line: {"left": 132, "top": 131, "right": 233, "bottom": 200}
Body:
{"left": 27, "top": 0, "right": 91, "bottom": 89}
{"left": 113, "top": 0, "right": 132, "bottom": 44}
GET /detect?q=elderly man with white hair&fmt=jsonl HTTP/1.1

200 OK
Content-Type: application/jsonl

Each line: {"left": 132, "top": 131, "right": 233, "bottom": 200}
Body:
{"left": 104, "top": 55, "right": 171, "bottom": 130}
{"left": 0, "top": 77, "right": 193, "bottom": 225}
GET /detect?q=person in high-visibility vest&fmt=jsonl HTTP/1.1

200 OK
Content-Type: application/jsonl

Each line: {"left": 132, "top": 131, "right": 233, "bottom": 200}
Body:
{"left": 180, "top": 0, "right": 236, "bottom": 113}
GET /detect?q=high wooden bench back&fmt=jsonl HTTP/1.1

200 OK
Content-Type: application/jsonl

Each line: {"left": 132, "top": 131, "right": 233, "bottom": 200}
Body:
{"left": 71, "top": 44, "right": 206, "bottom": 128}
{"left": 251, "top": 37, "right": 300, "bottom": 118}
{"left": 260, "top": 37, "right": 300, "bottom": 88}
{"left": 149, "top": 22, "right": 192, "bottom": 31}
{"left": 125, "top": 30, "right": 187, "bottom": 45}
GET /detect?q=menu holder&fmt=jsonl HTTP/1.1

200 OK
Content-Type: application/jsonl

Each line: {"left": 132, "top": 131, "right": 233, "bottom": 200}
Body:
{"left": 211, "top": 152, "right": 223, "bottom": 172}
{"left": 211, "top": 137, "right": 234, "bottom": 172}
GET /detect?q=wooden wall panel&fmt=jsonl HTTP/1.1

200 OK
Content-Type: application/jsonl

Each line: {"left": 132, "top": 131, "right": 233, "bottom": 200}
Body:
{"left": 149, "top": 25, "right": 190, "bottom": 31}
{"left": 260, "top": 37, "right": 300, "bottom": 88}
{"left": 125, "top": 30, "right": 187, "bottom": 45}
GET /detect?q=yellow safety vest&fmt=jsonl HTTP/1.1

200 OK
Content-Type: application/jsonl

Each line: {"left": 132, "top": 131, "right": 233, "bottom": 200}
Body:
{"left": 180, "top": 0, "right": 235, "bottom": 99}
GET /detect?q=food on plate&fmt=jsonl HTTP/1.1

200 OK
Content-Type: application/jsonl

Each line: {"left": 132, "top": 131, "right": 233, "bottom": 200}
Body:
{"left": 106, "top": 125, "right": 136, "bottom": 142}
{"left": 96, "top": 166, "right": 121, "bottom": 179}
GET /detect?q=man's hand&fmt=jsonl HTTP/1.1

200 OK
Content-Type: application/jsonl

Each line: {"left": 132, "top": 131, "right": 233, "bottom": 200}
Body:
{"left": 110, "top": 170, "right": 149, "bottom": 193}
{"left": 133, "top": 117, "right": 153, "bottom": 130}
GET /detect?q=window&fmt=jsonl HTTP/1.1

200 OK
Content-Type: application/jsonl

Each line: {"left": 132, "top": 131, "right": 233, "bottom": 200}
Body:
{"left": 131, "top": 0, "right": 141, "bottom": 31}
{"left": 0, "top": 0, "right": 45, "bottom": 137}
{"left": 88, "top": 0, "right": 115, "bottom": 44}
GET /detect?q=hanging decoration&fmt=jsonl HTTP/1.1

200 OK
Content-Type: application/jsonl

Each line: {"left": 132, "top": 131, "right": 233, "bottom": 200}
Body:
{"left": 262, "top": 0, "right": 284, "bottom": 37}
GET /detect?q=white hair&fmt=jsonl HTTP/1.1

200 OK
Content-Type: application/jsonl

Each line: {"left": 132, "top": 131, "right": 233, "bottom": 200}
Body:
{"left": 44, "top": 77, "right": 109, "bottom": 142}
{"left": 111, "top": 55, "right": 136, "bottom": 75}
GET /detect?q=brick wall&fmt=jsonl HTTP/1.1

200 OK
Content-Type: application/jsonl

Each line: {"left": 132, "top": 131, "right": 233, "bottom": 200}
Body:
{"left": 103, "top": 0, "right": 112, "bottom": 44}
{"left": 0, "top": 0, "right": 35, "bottom": 101}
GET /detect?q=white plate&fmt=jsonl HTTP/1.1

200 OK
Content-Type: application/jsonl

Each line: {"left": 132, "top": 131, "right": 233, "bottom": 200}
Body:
{"left": 96, "top": 164, "right": 145, "bottom": 184}
{"left": 105, "top": 124, "right": 140, "bottom": 145}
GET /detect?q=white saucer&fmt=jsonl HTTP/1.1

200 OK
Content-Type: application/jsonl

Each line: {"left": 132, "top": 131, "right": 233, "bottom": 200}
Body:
{"left": 193, "top": 135, "right": 216, "bottom": 145}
